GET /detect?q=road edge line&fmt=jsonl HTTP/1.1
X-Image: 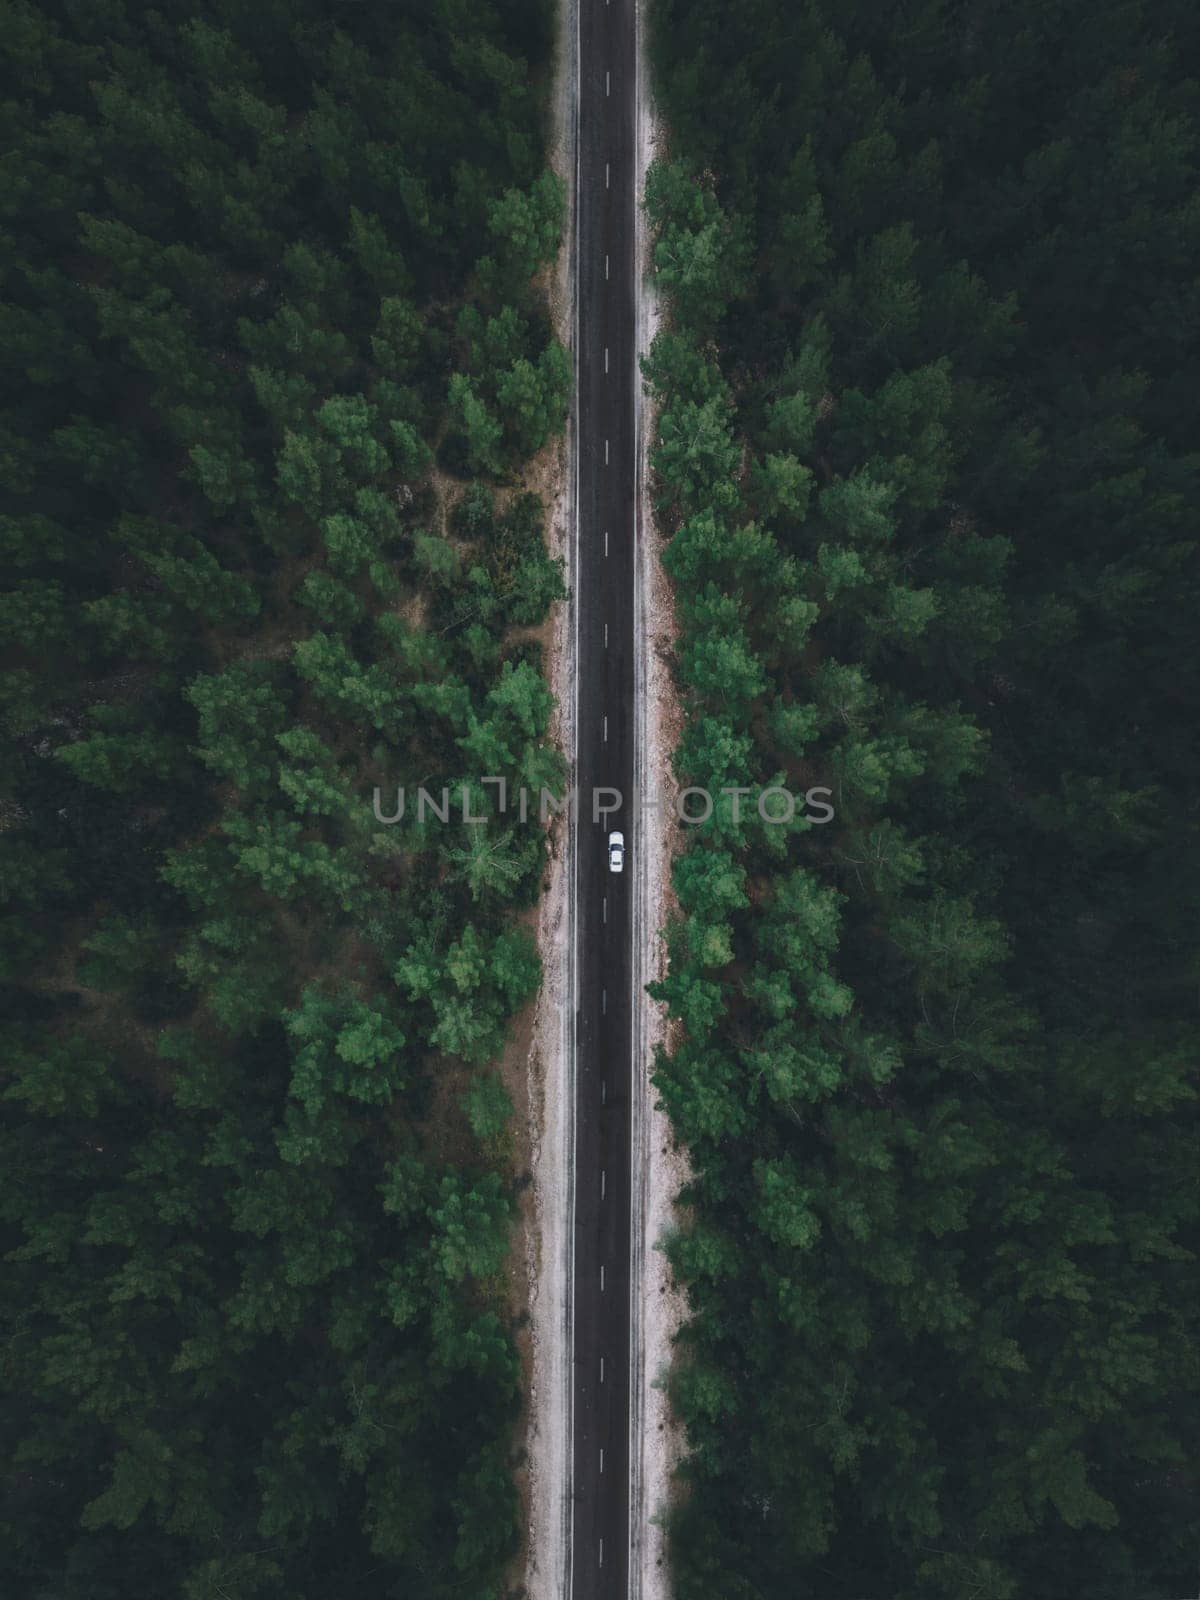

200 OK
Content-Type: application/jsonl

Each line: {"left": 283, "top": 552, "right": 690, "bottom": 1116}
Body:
{"left": 628, "top": 0, "right": 651, "bottom": 1593}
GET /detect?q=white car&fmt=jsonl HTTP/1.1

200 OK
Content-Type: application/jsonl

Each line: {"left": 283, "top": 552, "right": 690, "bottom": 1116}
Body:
{"left": 608, "top": 830, "right": 625, "bottom": 873}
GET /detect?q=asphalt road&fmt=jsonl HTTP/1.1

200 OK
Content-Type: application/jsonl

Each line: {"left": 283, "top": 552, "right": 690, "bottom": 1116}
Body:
{"left": 570, "top": 0, "right": 637, "bottom": 1593}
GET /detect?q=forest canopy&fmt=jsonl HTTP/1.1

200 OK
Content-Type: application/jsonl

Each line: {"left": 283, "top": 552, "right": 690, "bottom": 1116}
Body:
{"left": 646, "top": 2, "right": 1200, "bottom": 1597}
{"left": 0, "top": 0, "right": 562, "bottom": 1594}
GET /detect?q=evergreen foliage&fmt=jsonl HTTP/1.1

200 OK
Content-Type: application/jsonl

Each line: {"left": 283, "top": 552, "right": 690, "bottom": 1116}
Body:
{"left": 648, "top": 3, "right": 1200, "bottom": 1595}
{"left": 0, "top": 1, "right": 561, "bottom": 1593}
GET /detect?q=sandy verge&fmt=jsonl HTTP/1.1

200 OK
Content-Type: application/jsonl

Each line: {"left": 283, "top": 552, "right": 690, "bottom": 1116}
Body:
{"left": 524, "top": 0, "right": 578, "bottom": 1591}
{"left": 630, "top": 20, "right": 692, "bottom": 1599}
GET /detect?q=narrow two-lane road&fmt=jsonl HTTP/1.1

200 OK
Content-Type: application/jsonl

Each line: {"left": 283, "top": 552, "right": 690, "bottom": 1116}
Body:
{"left": 570, "top": 0, "right": 637, "bottom": 1593}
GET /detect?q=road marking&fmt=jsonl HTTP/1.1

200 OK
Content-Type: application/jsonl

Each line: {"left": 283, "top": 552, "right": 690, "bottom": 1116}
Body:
{"left": 605, "top": 438, "right": 609, "bottom": 465}
{"left": 600, "top": 1356, "right": 605, "bottom": 1383}
{"left": 599, "top": 1539, "right": 604, "bottom": 1569}
{"left": 604, "top": 622, "right": 608, "bottom": 648}
{"left": 602, "top": 1168, "right": 606, "bottom": 1198}
{"left": 605, "top": 253, "right": 609, "bottom": 280}
{"left": 602, "top": 988, "right": 607, "bottom": 1014}
{"left": 605, "top": 346, "right": 609, "bottom": 373}
{"left": 603, "top": 714, "right": 608, "bottom": 742}
{"left": 601, "top": 1079, "right": 606, "bottom": 1103}
{"left": 604, "top": 529, "right": 609, "bottom": 556}
{"left": 600, "top": 1447, "right": 605, "bottom": 1473}
{"left": 601, "top": 1264, "right": 605, "bottom": 1291}
{"left": 605, "top": 162, "right": 610, "bottom": 188}
{"left": 606, "top": 70, "right": 610, "bottom": 96}
{"left": 603, "top": 893, "right": 607, "bottom": 921}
